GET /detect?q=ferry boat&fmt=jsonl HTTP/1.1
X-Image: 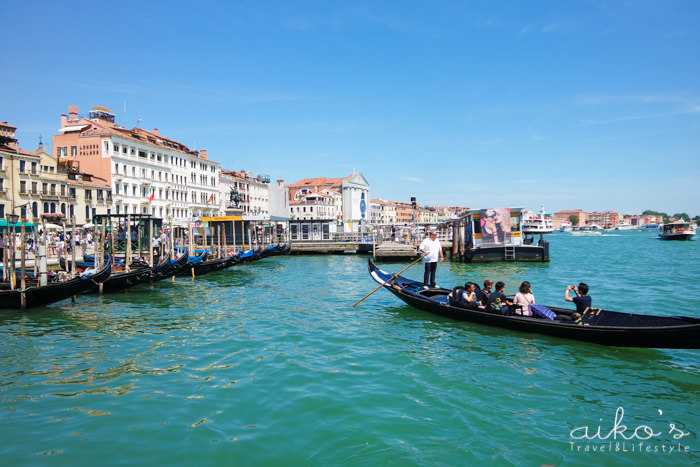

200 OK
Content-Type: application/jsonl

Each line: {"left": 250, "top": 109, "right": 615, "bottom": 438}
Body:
{"left": 659, "top": 222, "right": 696, "bottom": 241}
{"left": 559, "top": 220, "right": 573, "bottom": 232}
{"left": 641, "top": 223, "right": 661, "bottom": 231}
{"left": 521, "top": 206, "right": 554, "bottom": 234}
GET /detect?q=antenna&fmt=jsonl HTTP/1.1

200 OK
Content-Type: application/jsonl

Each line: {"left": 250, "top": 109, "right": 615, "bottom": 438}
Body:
{"left": 137, "top": 118, "right": 142, "bottom": 127}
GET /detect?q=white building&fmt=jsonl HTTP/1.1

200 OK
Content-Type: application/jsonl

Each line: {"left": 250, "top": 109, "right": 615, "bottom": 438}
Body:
{"left": 286, "top": 171, "right": 370, "bottom": 231}
{"left": 53, "top": 105, "right": 220, "bottom": 226}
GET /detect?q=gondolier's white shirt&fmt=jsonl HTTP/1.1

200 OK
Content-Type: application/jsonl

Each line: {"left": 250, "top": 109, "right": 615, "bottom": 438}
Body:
{"left": 419, "top": 238, "right": 442, "bottom": 263}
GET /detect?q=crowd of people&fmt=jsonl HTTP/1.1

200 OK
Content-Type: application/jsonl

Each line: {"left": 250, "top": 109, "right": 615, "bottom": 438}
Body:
{"left": 447, "top": 279, "right": 591, "bottom": 318}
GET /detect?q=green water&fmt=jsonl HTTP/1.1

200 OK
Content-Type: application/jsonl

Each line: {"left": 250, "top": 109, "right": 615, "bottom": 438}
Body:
{"left": 1, "top": 231, "right": 698, "bottom": 466}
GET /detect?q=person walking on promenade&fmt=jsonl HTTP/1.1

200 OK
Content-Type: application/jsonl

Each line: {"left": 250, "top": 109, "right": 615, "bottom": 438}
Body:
{"left": 419, "top": 230, "right": 444, "bottom": 289}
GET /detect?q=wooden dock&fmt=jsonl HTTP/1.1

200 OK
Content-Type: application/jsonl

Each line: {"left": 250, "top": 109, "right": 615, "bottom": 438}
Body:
{"left": 373, "top": 242, "right": 420, "bottom": 261}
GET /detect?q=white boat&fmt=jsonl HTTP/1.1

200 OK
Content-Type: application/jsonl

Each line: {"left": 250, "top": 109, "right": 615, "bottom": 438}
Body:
{"left": 522, "top": 206, "right": 553, "bottom": 234}
{"left": 614, "top": 223, "right": 636, "bottom": 230}
{"left": 659, "top": 222, "right": 696, "bottom": 241}
{"left": 641, "top": 223, "right": 661, "bottom": 231}
{"left": 570, "top": 230, "right": 602, "bottom": 236}
{"left": 559, "top": 220, "right": 573, "bottom": 232}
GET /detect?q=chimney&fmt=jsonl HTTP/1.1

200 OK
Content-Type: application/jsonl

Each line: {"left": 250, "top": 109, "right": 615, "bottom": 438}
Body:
{"left": 61, "top": 114, "right": 67, "bottom": 128}
{"left": 277, "top": 179, "right": 284, "bottom": 187}
{"left": 200, "top": 149, "right": 207, "bottom": 159}
{"left": 68, "top": 105, "right": 78, "bottom": 121}
{"left": 153, "top": 128, "right": 158, "bottom": 135}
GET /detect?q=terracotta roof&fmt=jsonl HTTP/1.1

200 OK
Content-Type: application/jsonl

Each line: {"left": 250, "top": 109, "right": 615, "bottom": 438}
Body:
{"left": 285, "top": 174, "right": 351, "bottom": 188}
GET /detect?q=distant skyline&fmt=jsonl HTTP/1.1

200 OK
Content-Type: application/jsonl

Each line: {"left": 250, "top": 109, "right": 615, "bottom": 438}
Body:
{"left": 3, "top": 0, "right": 699, "bottom": 216}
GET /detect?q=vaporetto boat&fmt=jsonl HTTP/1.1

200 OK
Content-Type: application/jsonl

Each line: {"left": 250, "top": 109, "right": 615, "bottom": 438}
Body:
{"left": 659, "top": 222, "right": 696, "bottom": 241}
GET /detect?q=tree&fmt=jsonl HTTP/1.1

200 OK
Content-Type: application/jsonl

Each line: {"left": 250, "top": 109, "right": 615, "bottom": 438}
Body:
{"left": 569, "top": 215, "right": 579, "bottom": 226}
{"left": 672, "top": 213, "right": 690, "bottom": 221}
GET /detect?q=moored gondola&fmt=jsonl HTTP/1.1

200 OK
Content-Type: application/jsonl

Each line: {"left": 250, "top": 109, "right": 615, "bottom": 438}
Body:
{"left": 0, "top": 263, "right": 112, "bottom": 310}
{"left": 366, "top": 259, "right": 700, "bottom": 349}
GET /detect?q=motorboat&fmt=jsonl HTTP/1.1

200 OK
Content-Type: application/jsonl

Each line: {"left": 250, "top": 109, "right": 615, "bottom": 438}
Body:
{"left": 659, "top": 222, "right": 696, "bottom": 241}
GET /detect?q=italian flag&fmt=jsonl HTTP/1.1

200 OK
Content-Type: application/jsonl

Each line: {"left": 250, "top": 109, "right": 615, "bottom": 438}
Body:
{"left": 148, "top": 185, "right": 155, "bottom": 203}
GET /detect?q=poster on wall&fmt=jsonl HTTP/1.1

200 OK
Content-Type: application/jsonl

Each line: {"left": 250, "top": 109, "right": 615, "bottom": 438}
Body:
{"left": 480, "top": 208, "right": 511, "bottom": 244}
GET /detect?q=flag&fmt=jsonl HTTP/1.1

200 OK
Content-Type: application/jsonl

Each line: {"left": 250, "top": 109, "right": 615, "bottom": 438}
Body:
{"left": 148, "top": 185, "right": 155, "bottom": 203}
{"left": 207, "top": 193, "right": 214, "bottom": 204}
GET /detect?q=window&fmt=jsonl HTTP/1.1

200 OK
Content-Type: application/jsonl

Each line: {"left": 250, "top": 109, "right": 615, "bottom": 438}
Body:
{"left": 85, "top": 189, "right": 92, "bottom": 200}
{"left": 19, "top": 160, "right": 26, "bottom": 173}
{"left": 71, "top": 146, "right": 78, "bottom": 156}
{"left": 20, "top": 181, "right": 26, "bottom": 193}
{"left": 69, "top": 187, "right": 76, "bottom": 199}
{"left": 31, "top": 161, "right": 38, "bottom": 174}
{"left": 85, "top": 206, "right": 90, "bottom": 220}
{"left": 31, "top": 182, "right": 38, "bottom": 194}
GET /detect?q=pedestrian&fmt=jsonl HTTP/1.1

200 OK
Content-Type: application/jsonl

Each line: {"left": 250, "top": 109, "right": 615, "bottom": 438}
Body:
{"left": 418, "top": 230, "right": 444, "bottom": 289}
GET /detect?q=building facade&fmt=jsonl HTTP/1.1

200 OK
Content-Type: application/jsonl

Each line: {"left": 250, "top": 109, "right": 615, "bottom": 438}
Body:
{"left": 1, "top": 121, "right": 110, "bottom": 224}
{"left": 286, "top": 171, "right": 370, "bottom": 231}
{"left": 52, "top": 105, "right": 220, "bottom": 225}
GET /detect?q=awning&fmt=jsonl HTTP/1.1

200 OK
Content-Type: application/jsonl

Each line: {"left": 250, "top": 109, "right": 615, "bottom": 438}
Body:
{"left": 0, "top": 220, "right": 36, "bottom": 233}
{"left": 59, "top": 124, "right": 89, "bottom": 133}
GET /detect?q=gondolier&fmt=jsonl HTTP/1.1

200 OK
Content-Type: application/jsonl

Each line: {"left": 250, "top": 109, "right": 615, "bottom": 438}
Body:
{"left": 418, "top": 230, "right": 444, "bottom": 289}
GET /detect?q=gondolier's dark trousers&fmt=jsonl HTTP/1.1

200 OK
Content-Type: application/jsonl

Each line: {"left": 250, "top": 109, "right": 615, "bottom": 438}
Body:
{"left": 423, "top": 261, "right": 438, "bottom": 288}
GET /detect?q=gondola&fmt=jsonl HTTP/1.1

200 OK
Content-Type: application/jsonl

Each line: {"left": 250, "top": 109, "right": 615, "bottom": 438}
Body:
{"left": 366, "top": 260, "right": 700, "bottom": 349}
{"left": 60, "top": 256, "right": 153, "bottom": 293}
{"left": 0, "top": 263, "right": 112, "bottom": 309}
{"left": 98, "top": 265, "right": 153, "bottom": 293}
{"left": 149, "top": 253, "right": 175, "bottom": 282}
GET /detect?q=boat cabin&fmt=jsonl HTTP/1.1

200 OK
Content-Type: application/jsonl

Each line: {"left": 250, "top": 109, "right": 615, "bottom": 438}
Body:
{"left": 449, "top": 207, "right": 549, "bottom": 262}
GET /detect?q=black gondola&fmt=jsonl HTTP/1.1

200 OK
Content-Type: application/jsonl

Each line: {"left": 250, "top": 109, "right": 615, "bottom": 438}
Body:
{"left": 366, "top": 260, "right": 700, "bottom": 349}
{"left": 149, "top": 253, "right": 175, "bottom": 282}
{"left": 0, "top": 263, "right": 112, "bottom": 310}
{"left": 98, "top": 266, "right": 153, "bottom": 293}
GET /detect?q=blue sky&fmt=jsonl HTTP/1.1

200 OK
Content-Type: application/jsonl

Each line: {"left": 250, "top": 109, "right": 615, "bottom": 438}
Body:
{"left": 3, "top": 0, "right": 699, "bottom": 216}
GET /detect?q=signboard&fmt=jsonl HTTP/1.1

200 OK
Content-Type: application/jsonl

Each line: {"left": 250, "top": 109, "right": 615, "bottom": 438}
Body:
{"left": 480, "top": 208, "right": 511, "bottom": 244}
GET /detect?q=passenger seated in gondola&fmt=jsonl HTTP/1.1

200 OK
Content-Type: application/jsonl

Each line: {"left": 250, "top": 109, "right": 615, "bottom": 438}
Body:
{"left": 476, "top": 280, "right": 493, "bottom": 305}
{"left": 486, "top": 281, "right": 513, "bottom": 314}
{"left": 565, "top": 282, "right": 591, "bottom": 314}
{"left": 513, "top": 281, "right": 535, "bottom": 316}
{"left": 448, "top": 282, "right": 485, "bottom": 309}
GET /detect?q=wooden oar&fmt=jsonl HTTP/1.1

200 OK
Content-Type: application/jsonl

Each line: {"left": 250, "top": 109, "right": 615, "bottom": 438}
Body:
{"left": 352, "top": 256, "right": 423, "bottom": 307}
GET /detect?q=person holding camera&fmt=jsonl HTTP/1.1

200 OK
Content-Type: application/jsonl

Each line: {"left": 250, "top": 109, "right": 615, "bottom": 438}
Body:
{"left": 565, "top": 282, "right": 591, "bottom": 314}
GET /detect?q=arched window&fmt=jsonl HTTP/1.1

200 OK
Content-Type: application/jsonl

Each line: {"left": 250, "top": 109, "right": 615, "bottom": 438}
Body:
{"left": 61, "top": 203, "right": 66, "bottom": 215}
{"left": 43, "top": 202, "right": 49, "bottom": 214}
{"left": 32, "top": 202, "right": 38, "bottom": 219}
{"left": 50, "top": 202, "right": 56, "bottom": 213}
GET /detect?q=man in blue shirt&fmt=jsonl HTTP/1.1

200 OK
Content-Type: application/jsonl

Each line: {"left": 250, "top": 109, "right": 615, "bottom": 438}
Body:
{"left": 565, "top": 282, "right": 592, "bottom": 313}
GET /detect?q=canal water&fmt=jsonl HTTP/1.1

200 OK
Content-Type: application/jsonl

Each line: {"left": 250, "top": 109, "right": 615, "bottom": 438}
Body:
{"left": 1, "top": 230, "right": 698, "bottom": 466}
